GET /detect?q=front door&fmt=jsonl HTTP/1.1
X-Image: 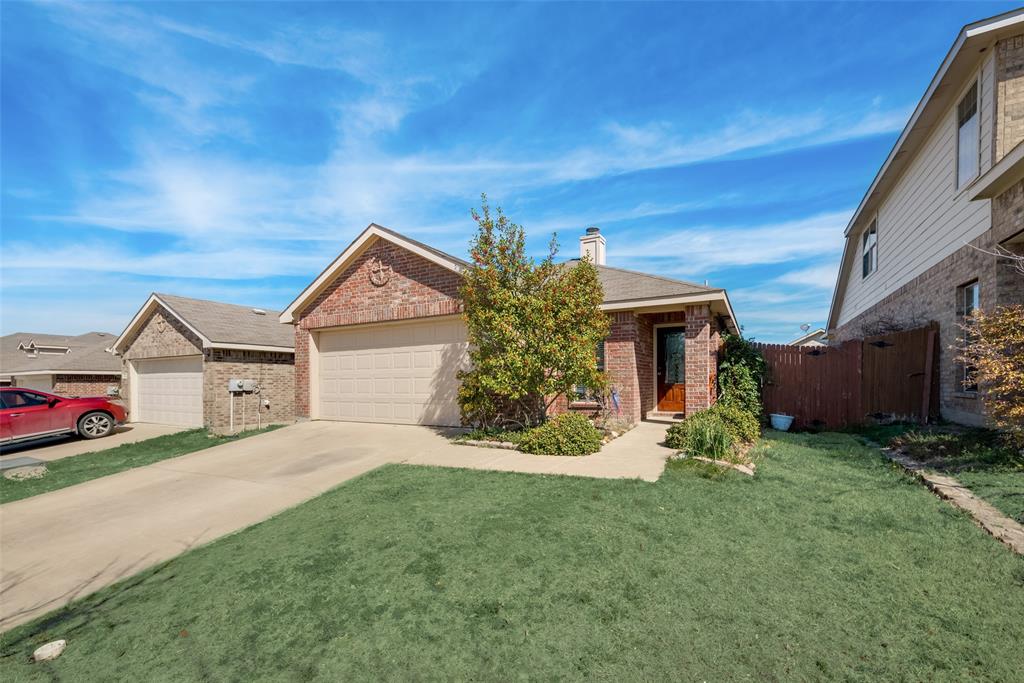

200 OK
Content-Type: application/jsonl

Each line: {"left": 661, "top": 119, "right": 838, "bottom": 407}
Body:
{"left": 656, "top": 327, "right": 686, "bottom": 412}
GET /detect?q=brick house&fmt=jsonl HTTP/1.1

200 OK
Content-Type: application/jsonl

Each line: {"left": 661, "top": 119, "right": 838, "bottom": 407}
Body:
{"left": 0, "top": 331, "right": 121, "bottom": 395}
{"left": 111, "top": 293, "right": 295, "bottom": 432}
{"left": 828, "top": 9, "right": 1024, "bottom": 426}
{"left": 280, "top": 224, "right": 738, "bottom": 427}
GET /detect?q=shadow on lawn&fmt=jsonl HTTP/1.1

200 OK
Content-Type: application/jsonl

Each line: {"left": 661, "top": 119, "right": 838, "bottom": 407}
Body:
{"left": 0, "top": 532, "right": 209, "bottom": 662}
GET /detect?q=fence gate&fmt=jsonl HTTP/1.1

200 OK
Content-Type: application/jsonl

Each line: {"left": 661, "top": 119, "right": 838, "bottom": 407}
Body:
{"left": 753, "top": 323, "right": 938, "bottom": 430}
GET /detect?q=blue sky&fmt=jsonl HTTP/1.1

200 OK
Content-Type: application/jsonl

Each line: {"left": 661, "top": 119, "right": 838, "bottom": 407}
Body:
{"left": 1, "top": 1, "right": 1017, "bottom": 342}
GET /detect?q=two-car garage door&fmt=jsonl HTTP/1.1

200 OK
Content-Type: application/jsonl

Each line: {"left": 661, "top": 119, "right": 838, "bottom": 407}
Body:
{"left": 134, "top": 356, "right": 203, "bottom": 427}
{"left": 318, "top": 317, "right": 468, "bottom": 427}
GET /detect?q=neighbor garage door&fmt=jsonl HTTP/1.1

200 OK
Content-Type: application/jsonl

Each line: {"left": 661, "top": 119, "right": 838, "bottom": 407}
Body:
{"left": 134, "top": 356, "right": 203, "bottom": 427}
{"left": 318, "top": 317, "right": 468, "bottom": 426}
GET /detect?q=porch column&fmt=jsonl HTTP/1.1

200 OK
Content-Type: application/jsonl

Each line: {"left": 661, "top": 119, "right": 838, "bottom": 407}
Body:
{"left": 684, "top": 304, "right": 712, "bottom": 415}
{"left": 605, "top": 312, "right": 643, "bottom": 423}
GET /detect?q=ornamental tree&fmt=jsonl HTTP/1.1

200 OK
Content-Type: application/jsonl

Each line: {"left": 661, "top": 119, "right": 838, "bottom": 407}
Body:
{"left": 458, "top": 195, "right": 609, "bottom": 428}
{"left": 958, "top": 304, "right": 1024, "bottom": 447}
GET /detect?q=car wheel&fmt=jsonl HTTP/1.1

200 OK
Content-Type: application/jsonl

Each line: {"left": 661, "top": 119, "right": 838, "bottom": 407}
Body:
{"left": 78, "top": 412, "right": 114, "bottom": 439}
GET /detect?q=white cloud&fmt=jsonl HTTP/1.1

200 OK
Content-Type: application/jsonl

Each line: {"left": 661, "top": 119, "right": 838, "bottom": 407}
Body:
{"left": 775, "top": 262, "right": 840, "bottom": 289}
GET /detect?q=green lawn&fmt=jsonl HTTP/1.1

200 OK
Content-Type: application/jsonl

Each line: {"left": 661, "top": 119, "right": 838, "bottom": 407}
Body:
{"left": 0, "top": 426, "right": 281, "bottom": 504}
{"left": 2, "top": 432, "right": 1022, "bottom": 680}
{"left": 851, "top": 423, "right": 1024, "bottom": 525}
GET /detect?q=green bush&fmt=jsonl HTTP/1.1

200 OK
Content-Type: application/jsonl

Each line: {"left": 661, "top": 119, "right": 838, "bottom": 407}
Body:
{"left": 665, "top": 411, "right": 733, "bottom": 460}
{"left": 717, "top": 334, "right": 766, "bottom": 418}
{"left": 709, "top": 402, "right": 760, "bottom": 444}
{"left": 518, "top": 413, "right": 604, "bottom": 456}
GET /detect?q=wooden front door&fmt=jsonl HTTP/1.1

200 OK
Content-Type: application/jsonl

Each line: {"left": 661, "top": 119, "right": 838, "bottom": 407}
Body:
{"left": 656, "top": 327, "right": 686, "bottom": 412}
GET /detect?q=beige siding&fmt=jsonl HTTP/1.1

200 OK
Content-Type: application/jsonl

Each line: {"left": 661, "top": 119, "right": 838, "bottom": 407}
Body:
{"left": 837, "top": 53, "right": 995, "bottom": 326}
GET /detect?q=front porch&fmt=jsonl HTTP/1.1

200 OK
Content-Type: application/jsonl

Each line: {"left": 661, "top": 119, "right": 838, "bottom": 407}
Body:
{"left": 563, "top": 303, "right": 728, "bottom": 424}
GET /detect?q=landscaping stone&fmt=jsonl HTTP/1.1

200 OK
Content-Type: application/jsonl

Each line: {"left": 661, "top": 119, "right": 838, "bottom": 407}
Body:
{"left": 884, "top": 448, "right": 1024, "bottom": 555}
{"left": 32, "top": 640, "right": 66, "bottom": 662}
{"left": 4, "top": 465, "right": 47, "bottom": 481}
{"left": 690, "top": 456, "right": 756, "bottom": 476}
{"left": 456, "top": 439, "right": 519, "bottom": 450}
{"left": 0, "top": 456, "right": 44, "bottom": 472}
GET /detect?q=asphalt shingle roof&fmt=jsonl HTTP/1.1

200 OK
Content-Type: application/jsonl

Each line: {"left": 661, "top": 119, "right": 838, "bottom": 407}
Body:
{"left": 563, "top": 260, "right": 720, "bottom": 304}
{"left": 155, "top": 293, "right": 295, "bottom": 349}
{"left": 0, "top": 331, "right": 120, "bottom": 376}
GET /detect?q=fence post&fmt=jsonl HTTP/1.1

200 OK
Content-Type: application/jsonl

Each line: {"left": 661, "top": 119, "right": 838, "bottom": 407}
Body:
{"left": 920, "top": 328, "right": 936, "bottom": 425}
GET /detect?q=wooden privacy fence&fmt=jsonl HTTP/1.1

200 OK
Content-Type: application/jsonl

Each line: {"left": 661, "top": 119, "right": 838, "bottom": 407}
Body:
{"left": 754, "top": 324, "right": 939, "bottom": 430}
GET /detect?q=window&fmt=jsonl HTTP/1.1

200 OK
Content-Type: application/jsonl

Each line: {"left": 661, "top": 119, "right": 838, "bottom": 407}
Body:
{"left": 862, "top": 221, "right": 878, "bottom": 278}
{"left": 1, "top": 390, "right": 49, "bottom": 408}
{"left": 957, "top": 81, "right": 979, "bottom": 188}
{"left": 959, "top": 280, "right": 980, "bottom": 392}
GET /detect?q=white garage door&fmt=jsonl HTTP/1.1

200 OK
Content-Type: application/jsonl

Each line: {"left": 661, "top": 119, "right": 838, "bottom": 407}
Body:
{"left": 134, "top": 356, "right": 203, "bottom": 427}
{"left": 14, "top": 375, "right": 54, "bottom": 392}
{"left": 318, "top": 317, "right": 468, "bottom": 427}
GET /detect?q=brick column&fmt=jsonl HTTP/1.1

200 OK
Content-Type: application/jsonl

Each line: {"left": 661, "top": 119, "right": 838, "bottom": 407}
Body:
{"left": 604, "top": 312, "right": 643, "bottom": 423}
{"left": 294, "top": 326, "right": 310, "bottom": 418}
{"left": 684, "top": 304, "right": 712, "bottom": 415}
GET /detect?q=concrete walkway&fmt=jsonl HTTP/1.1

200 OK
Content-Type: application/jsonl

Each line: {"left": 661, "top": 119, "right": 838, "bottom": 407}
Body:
{"left": 0, "top": 423, "right": 186, "bottom": 463}
{"left": 0, "top": 420, "right": 671, "bottom": 630}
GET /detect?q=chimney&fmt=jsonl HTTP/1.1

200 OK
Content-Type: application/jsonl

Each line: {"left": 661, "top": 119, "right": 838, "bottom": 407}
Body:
{"left": 579, "top": 226, "right": 606, "bottom": 265}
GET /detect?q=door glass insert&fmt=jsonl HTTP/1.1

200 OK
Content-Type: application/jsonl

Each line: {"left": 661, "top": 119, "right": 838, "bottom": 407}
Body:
{"left": 665, "top": 332, "right": 685, "bottom": 384}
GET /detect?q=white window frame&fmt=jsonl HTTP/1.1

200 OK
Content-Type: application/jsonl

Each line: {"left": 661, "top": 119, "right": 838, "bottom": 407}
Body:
{"left": 861, "top": 220, "right": 878, "bottom": 279}
{"left": 956, "top": 80, "right": 980, "bottom": 189}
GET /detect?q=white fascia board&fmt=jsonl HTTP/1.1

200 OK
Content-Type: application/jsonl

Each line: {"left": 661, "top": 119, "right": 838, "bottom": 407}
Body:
{"left": 279, "top": 225, "right": 465, "bottom": 324}
{"left": 601, "top": 291, "right": 740, "bottom": 334}
{"left": 111, "top": 294, "right": 212, "bottom": 354}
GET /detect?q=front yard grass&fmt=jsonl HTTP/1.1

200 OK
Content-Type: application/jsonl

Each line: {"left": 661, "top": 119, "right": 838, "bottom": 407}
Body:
{"left": 2, "top": 431, "right": 1022, "bottom": 680}
{"left": 0, "top": 426, "right": 281, "bottom": 504}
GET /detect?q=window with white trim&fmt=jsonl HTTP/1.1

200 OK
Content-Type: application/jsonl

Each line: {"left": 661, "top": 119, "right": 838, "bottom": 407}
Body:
{"left": 957, "top": 81, "right": 979, "bottom": 188}
{"left": 862, "top": 221, "right": 877, "bottom": 278}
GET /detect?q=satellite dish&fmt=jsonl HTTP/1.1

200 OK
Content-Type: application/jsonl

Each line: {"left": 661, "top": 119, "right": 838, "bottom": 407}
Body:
{"left": 800, "top": 323, "right": 811, "bottom": 332}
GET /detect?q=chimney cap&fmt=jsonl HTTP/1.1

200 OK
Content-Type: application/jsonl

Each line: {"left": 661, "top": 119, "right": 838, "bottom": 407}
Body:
{"left": 585, "top": 226, "right": 600, "bottom": 235}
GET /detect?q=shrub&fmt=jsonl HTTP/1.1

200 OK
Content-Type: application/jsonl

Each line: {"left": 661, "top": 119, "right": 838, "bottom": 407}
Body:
{"left": 665, "top": 411, "right": 733, "bottom": 460}
{"left": 518, "top": 413, "right": 604, "bottom": 456}
{"left": 709, "top": 402, "right": 760, "bottom": 444}
{"left": 957, "top": 305, "right": 1024, "bottom": 447}
{"left": 717, "top": 334, "right": 766, "bottom": 418}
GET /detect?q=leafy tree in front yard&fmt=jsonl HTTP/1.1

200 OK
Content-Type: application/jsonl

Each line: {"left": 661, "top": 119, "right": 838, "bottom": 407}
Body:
{"left": 458, "top": 195, "right": 609, "bottom": 428}
{"left": 717, "top": 333, "right": 766, "bottom": 418}
{"left": 959, "top": 304, "right": 1024, "bottom": 447}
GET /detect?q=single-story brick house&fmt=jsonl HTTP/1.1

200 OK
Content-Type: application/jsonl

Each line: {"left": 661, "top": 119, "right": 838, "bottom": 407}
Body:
{"left": 111, "top": 293, "right": 295, "bottom": 432}
{"left": 0, "top": 331, "right": 121, "bottom": 395}
{"left": 279, "top": 224, "right": 738, "bottom": 427}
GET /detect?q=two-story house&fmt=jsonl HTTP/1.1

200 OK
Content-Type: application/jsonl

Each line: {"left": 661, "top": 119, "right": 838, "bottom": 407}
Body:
{"left": 828, "top": 9, "right": 1024, "bottom": 426}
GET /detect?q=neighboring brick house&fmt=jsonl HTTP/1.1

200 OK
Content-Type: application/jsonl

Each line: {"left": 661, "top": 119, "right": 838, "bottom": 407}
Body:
{"left": 280, "top": 224, "right": 738, "bottom": 428}
{"left": 828, "top": 9, "right": 1024, "bottom": 426}
{"left": 0, "top": 331, "right": 121, "bottom": 395}
{"left": 111, "top": 293, "right": 295, "bottom": 432}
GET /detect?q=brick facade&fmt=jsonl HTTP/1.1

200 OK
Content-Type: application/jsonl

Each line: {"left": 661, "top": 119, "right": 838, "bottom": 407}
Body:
{"left": 204, "top": 349, "right": 295, "bottom": 433}
{"left": 118, "top": 305, "right": 296, "bottom": 432}
{"left": 293, "top": 239, "right": 463, "bottom": 418}
{"left": 683, "top": 304, "right": 713, "bottom": 414}
{"left": 995, "top": 34, "right": 1024, "bottom": 164}
{"left": 53, "top": 374, "right": 121, "bottom": 397}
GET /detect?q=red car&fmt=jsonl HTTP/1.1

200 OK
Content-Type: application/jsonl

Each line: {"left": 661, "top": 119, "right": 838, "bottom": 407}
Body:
{"left": 0, "top": 388, "right": 128, "bottom": 446}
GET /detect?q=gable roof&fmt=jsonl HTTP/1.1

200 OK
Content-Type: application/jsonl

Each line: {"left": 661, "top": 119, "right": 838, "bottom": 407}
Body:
{"left": 789, "top": 328, "right": 827, "bottom": 346}
{"left": 827, "top": 8, "right": 1024, "bottom": 331}
{"left": 0, "top": 331, "right": 120, "bottom": 377}
{"left": 566, "top": 260, "right": 719, "bottom": 302}
{"left": 112, "top": 293, "right": 295, "bottom": 354}
{"left": 279, "top": 223, "right": 466, "bottom": 323}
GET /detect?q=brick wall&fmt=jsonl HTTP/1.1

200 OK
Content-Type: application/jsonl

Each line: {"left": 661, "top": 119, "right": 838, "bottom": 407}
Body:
{"left": 604, "top": 312, "right": 643, "bottom": 423}
{"left": 832, "top": 220, "right": 1024, "bottom": 425}
{"left": 995, "top": 34, "right": 1024, "bottom": 164}
{"left": 683, "top": 304, "right": 712, "bottom": 414}
{"left": 293, "top": 238, "right": 463, "bottom": 418}
{"left": 53, "top": 374, "right": 121, "bottom": 397}
{"left": 119, "top": 307, "right": 203, "bottom": 409}
{"left": 203, "top": 349, "right": 295, "bottom": 433}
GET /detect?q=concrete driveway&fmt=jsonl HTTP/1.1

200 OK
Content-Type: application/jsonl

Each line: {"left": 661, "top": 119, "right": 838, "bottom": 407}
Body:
{"left": 0, "top": 423, "right": 186, "bottom": 463}
{"left": 0, "top": 420, "right": 671, "bottom": 631}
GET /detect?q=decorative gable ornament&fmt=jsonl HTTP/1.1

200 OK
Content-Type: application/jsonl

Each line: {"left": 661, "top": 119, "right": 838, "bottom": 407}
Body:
{"left": 368, "top": 253, "right": 393, "bottom": 287}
